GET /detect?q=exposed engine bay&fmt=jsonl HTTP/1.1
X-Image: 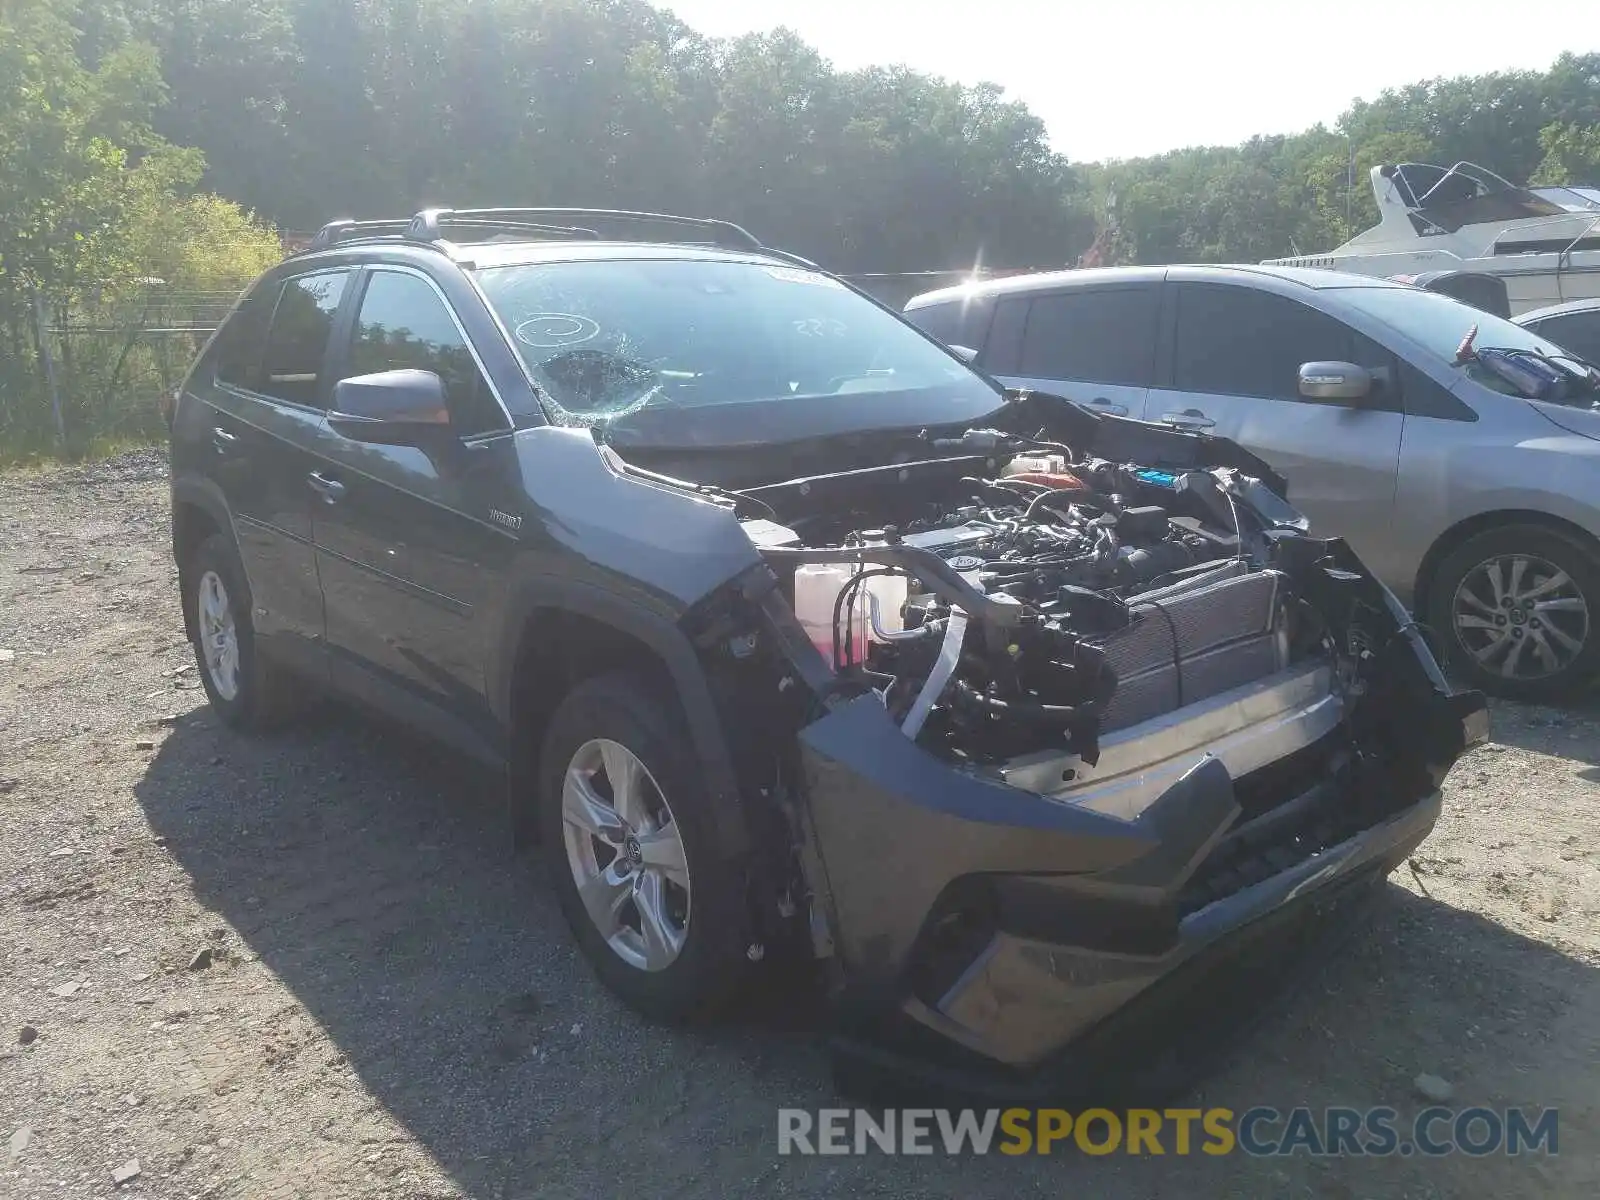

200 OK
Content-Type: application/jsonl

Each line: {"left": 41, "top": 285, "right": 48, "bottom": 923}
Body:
{"left": 600, "top": 402, "right": 1487, "bottom": 1087}
{"left": 734, "top": 429, "right": 1341, "bottom": 770}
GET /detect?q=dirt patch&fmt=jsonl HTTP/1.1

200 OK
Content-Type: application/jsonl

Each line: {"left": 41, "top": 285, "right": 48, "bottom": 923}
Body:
{"left": 2, "top": 452, "right": 1596, "bottom": 1197}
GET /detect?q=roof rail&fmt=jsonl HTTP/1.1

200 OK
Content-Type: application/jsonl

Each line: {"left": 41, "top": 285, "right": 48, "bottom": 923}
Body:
{"left": 306, "top": 219, "right": 414, "bottom": 251}
{"left": 407, "top": 207, "right": 766, "bottom": 252}
{"left": 412, "top": 214, "right": 606, "bottom": 242}
{"left": 305, "top": 215, "right": 598, "bottom": 253}
{"left": 306, "top": 207, "right": 770, "bottom": 256}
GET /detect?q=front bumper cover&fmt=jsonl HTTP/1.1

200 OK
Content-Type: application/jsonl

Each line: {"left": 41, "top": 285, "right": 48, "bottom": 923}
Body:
{"left": 794, "top": 651, "right": 1482, "bottom": 1098}
{"left": 831, "top": 792, "right": 1436, "bottom": 1106}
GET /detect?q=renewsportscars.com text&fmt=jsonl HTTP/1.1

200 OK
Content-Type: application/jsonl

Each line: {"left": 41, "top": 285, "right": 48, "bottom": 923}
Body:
{"left": 776, "top": 1106, "right": 1559, "bottom": 1157}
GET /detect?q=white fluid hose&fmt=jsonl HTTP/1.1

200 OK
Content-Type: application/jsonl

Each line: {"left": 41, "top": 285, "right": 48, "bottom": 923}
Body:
{"left": 901, "top": 570, "right": 984, "bottom": 740}
{"left": 901, "top": 607, "right": 968, "bottom": 740}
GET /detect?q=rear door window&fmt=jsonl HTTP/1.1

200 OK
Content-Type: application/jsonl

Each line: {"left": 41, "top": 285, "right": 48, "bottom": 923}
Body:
{"left": 345, "top": 270, "right": 507, "bottom": 437}
{"left": 1016, "top": 287, "right": 1160, "bottom": 386}
{"left": 259, "top": 270, "right": 351, "bottom": 407}
{"left": 1172, "top": 283, "right": 1354, "bottom": 401}
{"left": 214, "top": 280, "right": 281, "bottom": 391}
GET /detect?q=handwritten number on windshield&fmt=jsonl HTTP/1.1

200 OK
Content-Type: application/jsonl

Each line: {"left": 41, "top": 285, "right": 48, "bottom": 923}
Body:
{"left": 793, "top": 317, "right": 847, "bottom": 338}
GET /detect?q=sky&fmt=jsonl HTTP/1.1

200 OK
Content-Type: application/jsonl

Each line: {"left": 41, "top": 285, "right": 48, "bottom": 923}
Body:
{"left": 649, "top": 0, "right": 1599, "bottom": 162}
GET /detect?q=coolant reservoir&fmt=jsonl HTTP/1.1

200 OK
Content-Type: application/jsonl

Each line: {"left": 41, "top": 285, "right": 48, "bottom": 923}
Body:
{"left": 793, "top": 564, "right": 908, "bottom": 666}
{"left": 794, "top": 564, "right": 864, "bottom": 665}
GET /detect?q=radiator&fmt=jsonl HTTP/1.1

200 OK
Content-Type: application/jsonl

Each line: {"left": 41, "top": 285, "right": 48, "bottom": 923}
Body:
{"left": 1093, "top": 565, "right": 1287, "bottom": 731}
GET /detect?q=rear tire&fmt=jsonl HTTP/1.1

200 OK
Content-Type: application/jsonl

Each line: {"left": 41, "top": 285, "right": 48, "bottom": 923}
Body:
{"left": 1425, "top": 523, "right": 1600, "bottom": 702}
{"left": 186, "top": 533, "right": 300, "bottom": 730}
{"left": 537, "top": 671, "right": 752, "bottom": 1021}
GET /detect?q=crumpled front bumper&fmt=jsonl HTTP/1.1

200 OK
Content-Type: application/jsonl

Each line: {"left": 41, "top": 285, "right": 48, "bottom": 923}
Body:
{"left": 795, "top": 681, "right": 1479, "bottom": 1095}
{"left": 826, "top": 820, "right": 1414, "bottom": 1106}
{"left": 914, "top": 790, "right": 1439, "bottom": 1068}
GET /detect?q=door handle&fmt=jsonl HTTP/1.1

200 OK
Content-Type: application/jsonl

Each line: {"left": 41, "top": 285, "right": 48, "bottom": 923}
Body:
{"left": 1160, "top": 408, "right": 1216, "bottom": 431}
{"left": 211, "top": 426, "right": 239, "bottom": 455}
{"left": 1083, "top": 398, "right": 1129, "bottom": 417}
{"left": 307, "top": 471, "right": 346, "bottom": 504}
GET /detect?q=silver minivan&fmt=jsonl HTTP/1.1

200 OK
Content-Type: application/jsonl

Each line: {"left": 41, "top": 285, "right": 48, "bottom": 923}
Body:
{"left": 906, "top": 265, "right": 1600, "bottom": 702}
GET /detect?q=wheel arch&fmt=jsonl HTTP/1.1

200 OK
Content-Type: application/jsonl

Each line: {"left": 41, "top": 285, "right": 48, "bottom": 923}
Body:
{"left": 1413, "top": 509, "right": 1600, "bottom": 619}
{"left": 495, "top": 577, "right": 750, "bottom": 858}
{"left": 170, "top": 477, "right": 235, "bottom": 639}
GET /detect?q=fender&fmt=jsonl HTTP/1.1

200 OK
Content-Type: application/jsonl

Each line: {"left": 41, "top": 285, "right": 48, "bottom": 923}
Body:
{"left": 168, "top": 474, "right": 237, "bottom": 641}
{"left": 168, "top": 473, "right": 236, "bottom": 563}
{"left": 492, "top": 571, "right": 751, "bottom": 860}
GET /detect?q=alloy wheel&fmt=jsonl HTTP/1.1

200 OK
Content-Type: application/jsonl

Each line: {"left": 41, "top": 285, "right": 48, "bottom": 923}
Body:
{"left": 560, "top": 738, "right": 691, "bottom": 972}
{"left": 1451, "top": 553, "right": 1589, "bottom": 682}
{"left": 196, "top": 569, "right": 241, "bottom": 701}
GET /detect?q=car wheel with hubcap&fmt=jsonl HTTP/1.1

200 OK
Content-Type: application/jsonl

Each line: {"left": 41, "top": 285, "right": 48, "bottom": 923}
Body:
{"left": 561, "top": 737, "right": 691, "bottom": 972}
{"left": 186, "top": 533, "right": 299, "bottom": 729}
{"left": 196, "top": 567, "right": 243, "bottom": 701}
{"left": 1426, "top": 524, "right": 1600, "bottom": 701}
{"left": 538, "top": 672, "right": 750, "bottom": 1020}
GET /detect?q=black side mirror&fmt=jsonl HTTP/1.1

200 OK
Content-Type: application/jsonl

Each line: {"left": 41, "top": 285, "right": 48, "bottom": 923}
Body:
{"left": 1298, "top": 361, "right": 1373, "bottom": 403}
{"left": 329, "top": 370, "right": 450, "bottom": 444}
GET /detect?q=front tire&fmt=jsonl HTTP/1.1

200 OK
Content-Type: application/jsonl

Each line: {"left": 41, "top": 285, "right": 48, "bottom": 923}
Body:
{"left": 1425, "top": 524, "right": 1600, "bottom": 701}
{"left": 186, "top": 533, "right": 299, "bottom": 730}
{"left": 537, "top": 672, "right": 751, "bottom": 1021}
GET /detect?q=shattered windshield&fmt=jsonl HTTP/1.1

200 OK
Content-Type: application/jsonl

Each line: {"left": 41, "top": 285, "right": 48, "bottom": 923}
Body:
{"left": 473, "top": 258, "right": 996, "bottom": 428}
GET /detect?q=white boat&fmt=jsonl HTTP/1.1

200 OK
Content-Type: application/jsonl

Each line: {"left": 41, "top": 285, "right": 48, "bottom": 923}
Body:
{"left": 1265, "top": 161, "right": 1600, "bottom": 315}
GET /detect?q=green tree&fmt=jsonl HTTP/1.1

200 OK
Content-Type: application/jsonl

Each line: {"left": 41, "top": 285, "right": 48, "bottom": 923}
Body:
{"left": 21, "top": 0, "right": 1600, "bottom": 354}
{"left": 1531, "top": 121, "right": 1600, "bottom": 186}
{"left": 75, "top": 0, "right": 1094, "bottom": 267}
{"left": 0, "top": 0, "right": 281, "bottom": 457}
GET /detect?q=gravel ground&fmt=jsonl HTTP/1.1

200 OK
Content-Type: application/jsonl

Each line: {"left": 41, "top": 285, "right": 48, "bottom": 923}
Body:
{"left": 2, "top": 450, "right": 1597, "bottom": 1198}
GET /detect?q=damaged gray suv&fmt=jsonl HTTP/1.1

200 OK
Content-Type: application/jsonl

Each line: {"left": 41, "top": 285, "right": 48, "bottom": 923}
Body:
{"left": 167, "top": 208, "right": 1487, "bottom": 1099}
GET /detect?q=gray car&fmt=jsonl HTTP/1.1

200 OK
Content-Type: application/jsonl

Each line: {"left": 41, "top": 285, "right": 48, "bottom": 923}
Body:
{"left": 1516, "top": 296, "right": 1600, "bottom": 367}
{"left": 164, "top": 212, "right": 1488, "bottom": 1092}
{"left": 906, "top": 265, "right": 1600, "bottom": 701}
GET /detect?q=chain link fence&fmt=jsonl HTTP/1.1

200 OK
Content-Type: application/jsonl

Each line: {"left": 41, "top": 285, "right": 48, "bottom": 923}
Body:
{"left": 1, "top": 281, "right": 251, "bottom": 460}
